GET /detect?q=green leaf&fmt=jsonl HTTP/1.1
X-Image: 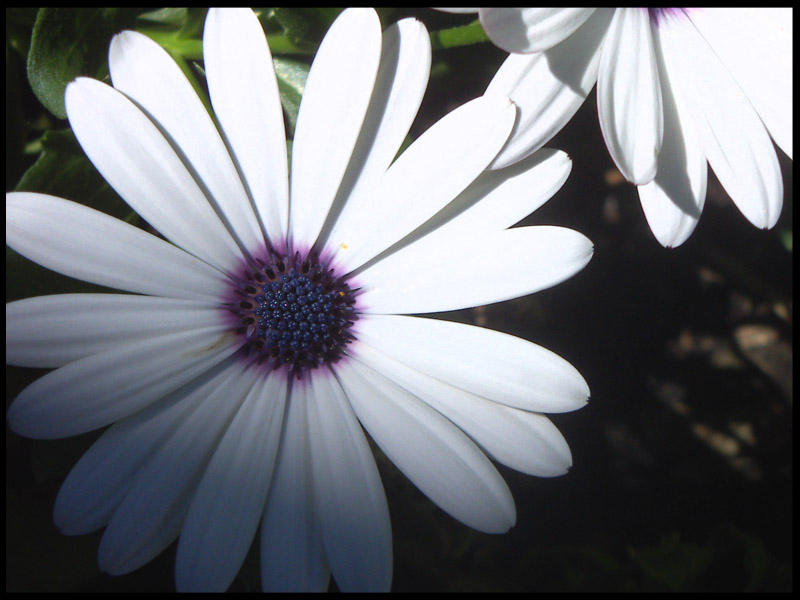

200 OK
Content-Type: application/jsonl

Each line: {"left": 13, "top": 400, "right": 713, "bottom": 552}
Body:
{"left": 273, "top": 57, "right": 310, "bottom": 138}
{"left": 7, "top": 41, "right": 27, "bottom": 188}
{"left": 136, "top": 7, "right": 207, "bottom": 37}
{"left": 429, "top": 20, "right": 491, "bottom": 50}
{"left": 136, "top": 7, "right": 189, "bottom": 29}
{"left": 778, "top": 228, "right": 792, "bottom": 253}
{"left": 628, "top": 533, "right": 714, "bottom": 592}
{"left": 136, "top": 7, "right": 207, "bottom": 61}
{"left": 27, "top": 7, "right": 142, "bottom": 119}
{"left": 272, "top": 7, "right": 344, "bottom": 46}
{"left": 140, "top": 30, "right": 204, "bottom": 60}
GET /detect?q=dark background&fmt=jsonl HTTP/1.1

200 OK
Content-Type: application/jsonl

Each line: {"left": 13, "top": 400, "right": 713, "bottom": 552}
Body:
{"left": 6, "top": 8, "right": 793, "bottom": 592}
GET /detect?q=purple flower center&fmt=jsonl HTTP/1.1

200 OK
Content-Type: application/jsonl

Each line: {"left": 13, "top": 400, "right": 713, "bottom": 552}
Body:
{"left": 232, "top": 251, "right": 358, "bottom": 378}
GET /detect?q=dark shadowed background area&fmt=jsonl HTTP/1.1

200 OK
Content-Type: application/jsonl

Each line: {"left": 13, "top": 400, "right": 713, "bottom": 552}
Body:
{"left": 6, "top": 7, "right": 792, "bottom": 592}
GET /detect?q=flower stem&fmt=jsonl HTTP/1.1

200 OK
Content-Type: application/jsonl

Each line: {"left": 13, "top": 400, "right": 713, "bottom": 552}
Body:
{"left": 429, "top": 20, "right": 489, "bottom": 50}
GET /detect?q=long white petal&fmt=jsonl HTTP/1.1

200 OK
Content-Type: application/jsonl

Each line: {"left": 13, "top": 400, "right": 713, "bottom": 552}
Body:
{"left": 331, "top": 94, "right": 516, "bottom": 273}
{"left": 98, "top": 361, "right": 257, "bottom": 576}
{"left": 352, "top": 341, "right": 573, "bottom": 477}
{"left": 307, "top": 369, "right": 393, "bottom": 592}
{"left": 204, "top": 7, "right": 290, "bottom": 244}
{"left": 358, "top": 226, "right": 593, "bottom": 314}
{"left": 65, "top": 78, "right": 242, "bottom": 271}
{"left": 637, "top": 24, "right": 707, "bottom": 248}
{"left": 176, "top": 373, "right": 288, "bottom": 592}
{"left": 6, "top": 193, "right": 229, "bottom": 302}
{"left": 341, "top": 148, "right": 570, "bottom": 262}
{"left": 657, "top": 11, "right": 783, "bottom": 228}
{"left": 338, "top": 359, "right": 516, "bottom": 534}
{"left": 53, "top": 357, "right": 242, "bottom": 536}
{"left": 6, "top": 294, "right": 225, "bottom": 368}
{"left": 261, "top": 385, "right": 330, "bottom": 592}
{"left": 352, "top": 315, "right": 590, "bottom": 414}
{"left": 686, "top": 8, "right": 792, "bottom": 159}
{"left": 7, "top": 327, "right": 240, "bottom": 439}
{"left": 435, "top": 148, "right": 572, "bottom": 235}
{"left": 597, "top": 7, "right": 662, "bottom": 184}
{"left": 320, "top": 18, "right": 431, "bottom": 249}
{"left": 479, "top": 7, "right": 597, "bottom": 53}
{"left": 487, "top": 8, "right": 614, "bottom": 169}
{"left": 110, "top": 30, "right": 265, "bottom": 256}
{"left": 289, "top": 8, "right": 382, "bottom": 249}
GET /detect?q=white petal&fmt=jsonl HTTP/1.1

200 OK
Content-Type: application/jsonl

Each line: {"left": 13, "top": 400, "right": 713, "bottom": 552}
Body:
{"left": 657, "top": 11, "right": 783, "bottom": 228}
{"left": 319, "top": 18, "right": 431, "bottom": 249}
{"left": 352, "top": 341, "right": 573, "bottom": 477}
{"left": 338, "top": 359, "right": 516, "bottom": 534}
{"left": 54, "top": 358, "right": 241, "bottom": 536}
{"left": 479, "top": 7, "right": 597, "bottom": 53}
{"left": 330, "top": 94, "right": 516, "bottom": 273}
{"left": 261, "top": 385, "right": 330, "bottom": 592}
{"left": 358, "top": 226, "right": 593, "bottom": 314}
{"left": 65, "top": 78, "right": 241, "bottom": 271}
{"left": 6, "top": 193, "right": 229, "bottom": 302}
{"left": 597, "top": 8, "right": 662, "bottom": 184}
{"left": 435, "top": 148, "right": 572, "bottom": 235}
{"left": 204, "top": 7, "right": 289, "bottom": 244}
{"left": 6, "top": 294, "right": 225, "bottom": 368}
{"left": 352, "top": 315, "right": 590, "bottom": 414}
{"left": 340, "top": 148, "right": 572, "bottom": 282}
{"left": 307, "top": 369, "right": 393, "bottom": 592}
{"left": 98, "top": 361, "right": 258, "bottom": 575}
{"left": 289, "top": 8, "right": 382, "bottom": 249}
{"left": 110, "top": 30, "right": 265, "bottom": 257}
{"left": 433, "top": 8, "right": 478, "bottom": 14}
{"left": 355, "top": 148, "right": 571, "bottom": 263}
{"left": 176, "top": 374, "right": 288, "bottom": 592}
{"left": 7, "top": 326, "right": 240, "bottom": 439}
{"left": 487, "top": 8, "right": 614, "bottom": 169}
{"left": 686, "top": 8, "right": 792, "bottom": 159}
{"left": 637, "top": 26, "right": 707, "bottom": 248}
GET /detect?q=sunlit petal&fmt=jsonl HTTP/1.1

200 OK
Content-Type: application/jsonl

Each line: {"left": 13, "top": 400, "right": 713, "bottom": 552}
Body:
{"left": 289, "top": 8, "right": 382, "bottom": 249}
{"left": 65, "top": 78, "right": 241, "bottom": 270}
{"left": 338, "top": 359, "right": 516, "bottom": 534}
{"left": 686, "top": 8, "right": 792, "bottom": 159}
{"left": 652, "top": 11, "right": 782, "bottom": 228}
{"left": 353, "top": 315, "right": 590, "bottom": 414}
{"left": 204, "top": 7, "right": 290, "bottom": 244}
{"left": 308, "top": 370, "right": 393, "bottom": 592}
{"left": 487, "top": 8, "right": 614, "bottom": 169}
{"left": 260, "top": 385, "right": 330, "bottom": 592}
{"left": 6, "top": 192, "right": 228, "bottom": 301}
{"left": 176, "top": 373, "right": 287, "bottom": 592}
{"left": 7, "top": 294, "right": 224, "bottom": 368}
{"left": 479, "top": 7, "right": 597, "bottom": 53}
{"left": 597, "top": 7, "right": 662, "bottom": 184}
{"left": 110, "top": 30, "right": 265, "bottom": 256}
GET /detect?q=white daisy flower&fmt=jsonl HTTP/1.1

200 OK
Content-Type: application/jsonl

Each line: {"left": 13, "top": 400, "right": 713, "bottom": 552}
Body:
{"left": 6, "top": 7, "right": 593, "bottom": 592}
{"left": 471, "top": 7, "right": 792, "bottom": 247}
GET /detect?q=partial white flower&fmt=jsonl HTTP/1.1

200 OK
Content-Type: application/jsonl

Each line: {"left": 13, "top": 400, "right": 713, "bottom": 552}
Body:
{"left": 6, "top": 7, "right": 593, "bottom": 593}
{"left": 473, "top": 7, "right": 792, "bottom": 247}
